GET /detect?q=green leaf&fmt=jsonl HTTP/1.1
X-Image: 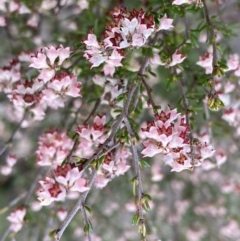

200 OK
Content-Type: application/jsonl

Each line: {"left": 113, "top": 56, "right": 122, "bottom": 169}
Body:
{"left": 143, "top": 200, "right": 151, "bottom": 211}
{"left": 83, "top": 222, "right": 93, "bottom": 234}
{"left": 190, "top": 31, "right": 199, "bottom": 48}
{"left": 218, "top": 58, "right": 228, "bottom": 69}
{"left": 96, "top": 155, "right": 105, "bottom": 170}
{"left": 84, "top": 205, "right": 92, "bottom": 214}
{"left": 143, "top": 193, "right": 152, "bottom": 201}
{"left": 49, "top": 229, "right": 58, "bottom": 238}
{"left": 139, "top": 160, "right": 150, "bottom": 168}
{"left": 130, "top": 176, "right": 137, "bottom": 196}
{"left": 132, "top": 213, "right": 140, "bottom": 225}
{"left": 115, "top": 92, "right": 127, "bottom": 102}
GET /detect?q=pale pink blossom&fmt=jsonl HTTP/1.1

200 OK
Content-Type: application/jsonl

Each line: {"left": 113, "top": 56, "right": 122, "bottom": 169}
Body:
{"left": 7, "top": 207, "right": 26, "bottom": 233}
{"left": 57, "top": 208, "right": 68, "bottom": 221}
{"left": 141, "top": 107, "right": 214, "bottom": 172}
{"left": 94, "top": 174, "right": 110, "bottom": 189}
{"left": 0, "top": 16, "right": 6, "bottom": 26}
{"left": 1, "top": 165, "right": 12, "bottom": 175}
{"left": 157, "top": 14, "right": 174, "bottom": 31}
{"left": 196, "top": 52, "right": 213, "bottom": 74}
{"left": 169, "top": 50, "right": 186, "bottom": 67}
{"left": 37, "top": 177, "right": 66, "bottom": 205}
{"left": 70, "top": 178, "right": 90, "bottom": 192}
{"left": 234, "top": 65, "right": 240, "bottom": 76}
{"left": 27, "top": 14, "right": 39, "bottom": 28}
{"left": 30, "top": 46, "right": 71, "bottom": 82}
{"left": 6, "top": 154, "right": 17, "bottom": 167}
{"left": 226, "top": 54, "right": 239, "bottom": 71}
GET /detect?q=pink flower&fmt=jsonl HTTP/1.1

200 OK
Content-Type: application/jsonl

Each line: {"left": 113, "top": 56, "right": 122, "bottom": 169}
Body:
{"left": 234, "top": 65, "right": 240, "bottom": 76}
{"left": 132, "top": 33, "right": 145, "bottom": 47}
{"left": 54, "top": 164, "right": 82, "bottom": 187}
{"left": 163, "top": 151, "right": 192, "bottom": 172}
{"left": 58, "top": 46, "right": 71, "bottom": 65}
{"left": 169, "top": 50, "right": 186, "bottom": 67}
{"left": 1, "top": 166, "right": 12, "bottom": 175}
{"left": 157, "top": 14, "right": 174, "bottom": 31}
{"left": 91, "top": 115, "right": 106, "bottom": 140}
{"left": 215, "top": 149, "right": 227, "bottom": 167}
{"left": 141, "top": 139, "right": 163, "bottom": 157}
{"left": 6, "top": 154, "right": 17, "bottom": 167}
{"left": 0, "top": 16, "right": 6, "bottom": 26}
{"left": 29, "top": 53, "right": 49, "bottom": 69}
{"left": 30, "top": 45, "right": 71, "bottom": 82}
{"left": 37, "top": 177, "right": 66, "bottom": 205}
{"left": 103, "top": 64, "right": 115, "bottom": 76}
{"left": 57, "top": 208, "right": 68, "bottom": 221}
{"left": 106, "top": 49, "right": 124, "bottom": 67}
{"left": 226, "top": 54, "right": 239, "bottom": 71}
{"left": 114, "top": 160, "right": 130, "bottom": 176}
{"left": 7, "top": 207, "right": 26, "bottom": 233}
{"left": 200, "top": 144, "right": 215, "bottom": 159}
{"left": 196, "top": 52, "right": 213, "bottom": 74}
{"left": 83, "top": 33, "right": 100, "bottom": 48}
{"left": 94, "top": 174, "right": 110, "bottom": 189}
{"left": 45, "top": 46, "right": 59, "bottom": 65}
{"left": 70, "top": 178, "right": 90, "bottom": 192}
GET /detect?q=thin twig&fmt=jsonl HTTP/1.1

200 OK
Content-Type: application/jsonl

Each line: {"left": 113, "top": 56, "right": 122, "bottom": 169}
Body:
{"left": 203, "top": 101, "right": 213, "bottom": 141}
{"left": 0, "top": 111, "right": 27, "bottom": 156}
{"left": 0, "top": 227, "right": 11, "bottom": 241}
{"left": 202, "top": 0, "right": 218, "bottom": 88}
{"left": 81, "top": 205, "right": 92, "bottom": 241}
{"left": 65, "top": 98, "right": 101, "bottom": 165}
{"left": 124, "top": 117, "right": 143, "bottom": 214}
{"left": 139, "top": 76, "right": 157, "bottom": 110}
{"left": 24, "top": 168, "right": 47, "bottom": 205}
{"left": 83, "top": 98, "right": 101, "bottom": 124}
{"left": 0, "top": 192, "right": 26, "bottom": 215}
{"left": 182, "top": 8, "right": 190, "bottom": 41}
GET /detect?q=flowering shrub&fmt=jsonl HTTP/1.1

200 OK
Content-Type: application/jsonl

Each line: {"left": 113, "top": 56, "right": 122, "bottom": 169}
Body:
{"left": 1, "top": 0, "right": 240, "bottom": 241}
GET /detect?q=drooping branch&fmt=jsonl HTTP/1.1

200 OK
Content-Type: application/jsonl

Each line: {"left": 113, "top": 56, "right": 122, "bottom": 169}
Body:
{"left": 55, "top": 30, "right": 162, "bottom": 240}
{"left": 124, "top": 117, "right": 146, "bottom": 237}
{"left": 139, "top": 75, "right": 158, "bottom": 110}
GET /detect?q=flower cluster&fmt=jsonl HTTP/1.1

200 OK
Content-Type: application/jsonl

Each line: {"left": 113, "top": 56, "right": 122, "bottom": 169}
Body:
{"left": 93, "top": 75, "right": 126, "bottom": 110}
{"left": 75, "top": 115, "right": 107, "bottom": 159}
{"left": 36, "top": 129, "right": 74, "bottom": 167}
{"left": 0, "top": 46, "right": 81, "bottom": 123}
{"left": 94, "top": 148, "right": 131, "bottom": 189}
{"left": 141, "top": 107, "right": 215, "bottom": 172}
{"left": 75, "top": 115, "right": 131, "bottom": 188}
{"left": 7, "top": 207, "right": 26, "bottom": 233}
{"left": 0, "top": 58, "right": 20, "bottom": 93}
{"left": 30, "top": 45, "right": 71, "bottom": 82}
{"left": 83, "top": 8, "right": 173, "bottom": 76}
{"left": 37, "top": 163, "right": 89, "bottom": 206}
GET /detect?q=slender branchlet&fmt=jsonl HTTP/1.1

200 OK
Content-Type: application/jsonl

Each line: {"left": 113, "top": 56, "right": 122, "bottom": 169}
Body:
{"left": 0, "top": 110, "right": 27, "bottom": 156}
